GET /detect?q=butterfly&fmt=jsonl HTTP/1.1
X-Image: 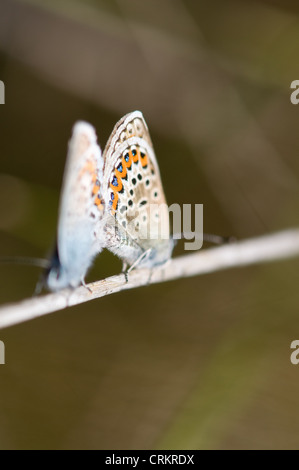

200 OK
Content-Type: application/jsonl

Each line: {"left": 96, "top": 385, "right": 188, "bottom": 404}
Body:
{"left": 102, "top": 111, "right": 173, "bottom": 271}
{"left": 46, "top": 111, "right": 173, "bottom": 291}
{"left": 46, "top": 122, "right": 105, "bottom": 291}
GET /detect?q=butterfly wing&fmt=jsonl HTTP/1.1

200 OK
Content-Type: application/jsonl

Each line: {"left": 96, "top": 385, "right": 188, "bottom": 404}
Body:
{"left": 102, "top": 111, "right": 172, "bottom": 268}
{"left": 47, "top": 122, "right": 104, "bottom": 290}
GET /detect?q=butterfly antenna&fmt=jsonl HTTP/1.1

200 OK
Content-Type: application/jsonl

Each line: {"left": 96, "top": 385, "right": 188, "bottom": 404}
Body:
{"left": 0, "top": 256, "right": 50, "bottom": 269}
{"left": 202, "top": 233, "right": 236, "bottom": 245}
{"left": 172, "top": 232, "right": 236, "bottom": 246}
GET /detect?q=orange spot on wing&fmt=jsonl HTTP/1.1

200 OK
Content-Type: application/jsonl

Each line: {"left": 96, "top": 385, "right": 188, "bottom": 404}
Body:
{"left": 141, "top": 153, "right": 148, "bottom": 167}
{"left": 132, "top": 149, "right": 139, "bottom": 164}
{"left": 79, "top": 160, "right": 96, "bottom": 177}
{"left": 109, "top": 171, "right": 124, "bottom": 214}
{"left": 111, "top": 192, "right": 118, "bottom": 215}
{"left": 116, "top": 159, "right": 127, "bottom": 179}
{"left": 94, "top": 195, "right": 105, "bottom": 212}
{"left": 92, "top": 184, "right": 100, "bottom": 195}
{"left": 124, "top": 152, "right": 132, "bottom": 169}
{"left": 110, "top": 175, "right": 123, "bottom": 192}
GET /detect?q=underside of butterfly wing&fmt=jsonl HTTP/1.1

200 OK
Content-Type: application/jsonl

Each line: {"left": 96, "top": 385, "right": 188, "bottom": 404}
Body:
{"left": 102, "top": 111, "right": 172, "bottom": 268}
{"left": 47, "top": 122, "right": 105, "bottom": 290}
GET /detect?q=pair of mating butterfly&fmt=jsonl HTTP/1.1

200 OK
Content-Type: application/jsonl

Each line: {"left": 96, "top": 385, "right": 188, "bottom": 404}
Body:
{"left": 46, "top": 111, "right": 173, "bottom": 291}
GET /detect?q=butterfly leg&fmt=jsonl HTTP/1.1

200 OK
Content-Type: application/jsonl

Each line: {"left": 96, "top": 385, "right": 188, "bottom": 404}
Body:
{"left": 120, "top": 262, "right": 129, "bottom": 283}
{"left": 81, "top": 277, "right": 92, "bottom": 293}
{"left": 147, "top": 269, "right": 153, "bottom": 285}
{"left": 33, "top": 279, "right": 43, "bottom": 296}
{"left": 127, "top": 248, "right": 152, "bottom": 274}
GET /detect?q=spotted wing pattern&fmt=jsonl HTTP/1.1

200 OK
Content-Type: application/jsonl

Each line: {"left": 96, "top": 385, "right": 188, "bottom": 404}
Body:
{"left": 102, "top": 111, "right": 172, "bottom": 268}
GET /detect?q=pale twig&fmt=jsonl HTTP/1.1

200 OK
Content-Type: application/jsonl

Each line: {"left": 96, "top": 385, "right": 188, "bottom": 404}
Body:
{"left": 0, "top": 229, "right": 299, "bottom": 330}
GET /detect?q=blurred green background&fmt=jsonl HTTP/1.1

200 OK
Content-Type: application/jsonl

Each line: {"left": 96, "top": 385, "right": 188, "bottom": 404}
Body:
{"left": 1, "top": 0, "right": 299, "bottom": 450}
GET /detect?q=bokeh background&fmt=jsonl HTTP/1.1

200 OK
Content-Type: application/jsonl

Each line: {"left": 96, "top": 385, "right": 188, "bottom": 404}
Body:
{"left": 1, "top": 0, "right": 299, "bottom": 450}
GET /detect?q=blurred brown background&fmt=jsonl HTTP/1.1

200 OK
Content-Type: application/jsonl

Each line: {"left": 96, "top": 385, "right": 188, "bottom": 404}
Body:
{"left": 1, "top": 0, "right": 299, "bottom": 450}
